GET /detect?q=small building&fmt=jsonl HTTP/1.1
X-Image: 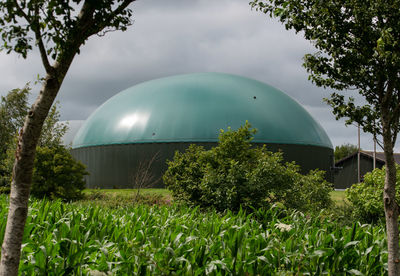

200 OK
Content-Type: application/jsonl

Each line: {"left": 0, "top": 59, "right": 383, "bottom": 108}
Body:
{"left": 334, "top": 151, "right": 400, "bottom": 189}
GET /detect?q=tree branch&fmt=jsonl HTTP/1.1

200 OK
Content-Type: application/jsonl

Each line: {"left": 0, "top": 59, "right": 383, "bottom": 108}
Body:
{"left": 383, "top": 79, "right": 395, "bottom": 109}
{"left": 91, "top": 0, "right": 136, "bottom": 36}
{"left": 33, "top": 5, "right": 52, "bottom": 74}
{"left": 111, "top": 0, "right": 136, "bottom": 19}
{"left": 39, "top": 5, "right": 63, "bottom": 48}
{"left": 377, "top": 73, "right": 385, "bottom": 103}
{"left": 13, "top": 1, "right": 53, "bottom": 73}
{"left": 374, "top": 134, "right": 384, "bottom": 150}
{"left": 12, "top": 0, "right": 31, "bottom": 24}
{"left": 391, "top": 87, "right": 400, "bottom": 115}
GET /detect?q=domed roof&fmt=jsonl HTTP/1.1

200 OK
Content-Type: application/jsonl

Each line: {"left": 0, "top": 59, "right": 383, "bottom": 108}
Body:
{"left": 72, "top": 73, "right": 332, "bottom": 149}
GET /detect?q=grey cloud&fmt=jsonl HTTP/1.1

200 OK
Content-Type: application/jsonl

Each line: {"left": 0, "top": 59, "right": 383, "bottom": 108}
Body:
{"left": 60, "top": 120, "right": 85, "bottom": 146}
{"left": 0, "top": 0, "right": 388, "bottom": 151}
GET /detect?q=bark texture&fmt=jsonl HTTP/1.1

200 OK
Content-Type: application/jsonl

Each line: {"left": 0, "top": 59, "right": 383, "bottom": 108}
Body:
{"left": 0, "top": 2, "right": 134, "bottom": 274}
{"left": 382, "top": 120, "right": 400, "bottom": 276}
{"left": 0, "top": 75, "right": 61, "bottom": 276}
{"left": 0, "top": 56, "right": 74, "bottom": 275}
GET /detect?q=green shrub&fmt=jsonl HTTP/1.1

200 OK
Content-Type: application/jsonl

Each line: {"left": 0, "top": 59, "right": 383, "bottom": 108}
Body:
{"left": 163, "top": 122, "right": 333, "bottom": 212}
{"left": 0, "top": 135, "right": 16, "bottom": 190}
{"left": 31, "top": 146, "right": 88, "bottom": 201}
{"left": 346, "top": 165, "right": 400, "bottom": 223}
{"left": 284, "top": 169, "right": 333, "bottom": 212}
{"left": 0, "top": 186, "right": 10, "bottom": 194}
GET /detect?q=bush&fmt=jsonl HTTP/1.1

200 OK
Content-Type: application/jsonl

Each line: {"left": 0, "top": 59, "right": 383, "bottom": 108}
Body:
{"left": 346, "top": 165, "right": 400, "bottom": 223}
{"left": 0, "top": 186, "right": 10, "bottom": 194}
{"left": 0, "top": 135, "right": 16, "bottom": 190}
{"left": 31, "top": 146, "right": 88, "bottom": 201}
{"left": 163, "top": 122, "right": 333, "bottom": 212}
{"left": 0, "top": 144, "right": 88, "bottom": 200}
{"left": 284, "top": 169, "right": 333, "bottom": 212}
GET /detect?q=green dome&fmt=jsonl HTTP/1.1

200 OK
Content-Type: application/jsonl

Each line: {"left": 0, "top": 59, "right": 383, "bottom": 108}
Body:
{"left": 72, "top": 73, "right": 332, "bottom": 149}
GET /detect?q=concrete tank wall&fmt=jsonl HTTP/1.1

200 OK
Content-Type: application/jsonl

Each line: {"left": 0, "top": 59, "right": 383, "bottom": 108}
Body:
{"left": 71, "top": 142, "right": 333, "bottom": 189}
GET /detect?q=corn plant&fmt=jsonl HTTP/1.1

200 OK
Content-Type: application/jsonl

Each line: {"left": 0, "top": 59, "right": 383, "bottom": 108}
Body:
{"left": 0, "top": 195, "right": 388, "bottom": 275}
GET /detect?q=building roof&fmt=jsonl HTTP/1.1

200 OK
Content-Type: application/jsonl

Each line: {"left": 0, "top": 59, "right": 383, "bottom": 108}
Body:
{"left": 72, "top": 73, "right": 333, "bottom": 149}
{"left": 335, "top": 150, "right": 400, "bottom": 166}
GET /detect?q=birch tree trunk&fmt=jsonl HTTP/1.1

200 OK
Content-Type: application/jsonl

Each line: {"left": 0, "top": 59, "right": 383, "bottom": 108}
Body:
{"left": 0, "top": 1, "right": 136, "bottom": 275}
{"left": 0, "top": 61, "right": 72, "bottom": 276}
{"left": 382, "top": 120, "right": 400, "bottom": 276}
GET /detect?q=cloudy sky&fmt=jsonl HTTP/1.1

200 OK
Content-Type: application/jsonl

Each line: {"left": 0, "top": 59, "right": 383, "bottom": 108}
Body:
{"left": 0, "top": 0, "right": 384, "bottom": 151}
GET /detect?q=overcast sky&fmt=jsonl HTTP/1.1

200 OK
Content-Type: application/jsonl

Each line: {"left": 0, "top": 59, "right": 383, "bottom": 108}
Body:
{"left": 0, "top": 0, "right": 386, "bottom": 151}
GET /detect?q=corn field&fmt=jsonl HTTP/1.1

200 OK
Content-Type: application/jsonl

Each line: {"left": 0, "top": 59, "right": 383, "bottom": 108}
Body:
{"left": 0, "top": 195, "right": 388, "bottom": 275}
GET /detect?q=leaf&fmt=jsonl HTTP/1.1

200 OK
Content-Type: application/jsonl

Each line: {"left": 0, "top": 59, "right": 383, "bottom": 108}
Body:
{"left": 257, "top": 256, "right": 268, "bottom": 263}
{"left": 365, "top": 246, "right": 374, "bottom": 255}
{"left": 347, "top": 269, "right": 364, "bottom": 275}
{"left": 344, "top": 241, "right": 360, "bottom": 249}
{"left": 313, "top": 250, "right": 326, "bottom": 257}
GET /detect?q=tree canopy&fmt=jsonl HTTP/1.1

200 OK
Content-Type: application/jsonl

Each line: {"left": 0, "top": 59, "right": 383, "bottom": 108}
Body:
{"left": 0, "top": 0, "right": 133, "bottom": 60}
{"left": 0, "top": 86, "right": 29, "bottom": 161}
{"left": 251, "top": 0, "right": 400, "bottom": 142}
{"left": 0, "top": 1, "right": 136, "bottom": 274}
{"left": 250, "top": 0, "right": 400, "bottom": 274}
{"left": 0, "top": 85, "right": 69, "bottom": 189}
{"left": 334, "top": 144, "right": 359, "bottom": 162}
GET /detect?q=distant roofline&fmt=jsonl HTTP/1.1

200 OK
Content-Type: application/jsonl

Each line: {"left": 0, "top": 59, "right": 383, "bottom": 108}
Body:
{"left": 335, "top": 150, "right": 400, "bottom": 166}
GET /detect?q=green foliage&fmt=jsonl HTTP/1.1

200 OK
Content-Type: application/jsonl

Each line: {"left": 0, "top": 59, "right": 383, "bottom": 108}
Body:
{"left": 250, "top": 0, "right": 400, "bottom": 137}
{"left": 0, "top": 0, "right": 135, "bottom": 60}
{"left": 250, "top": 0, "right": 400, "bottom": 270}
{"left": 335, "top": 143, "right": 359, "bottom": 162}
{"left": 0, "top": 186, "right": 10, "bottom": 194}
{"left": 83, "top": 190, "right": 169, "bottom": 208}
{"left": 0, "top": 85, "right": 73, "bottom": 198}
{"left": 0, "top": 135, "right": 17, "bottom": 189}
{"left": 31, "top": 146, "right": 88, "bottom": 201}
{"left": 0, "top": 196, "right": 388, "bottom": 275}
{"left": 0, "top": 86, "right": 68, "bottom": 175}
{"left": 346, "top": 166, "right": 400, "bottom": 223}
{"left": 0, "top": 2, "right": 137, "bottom": 273}
{"left": 0, "top": 142, "right": 87, "bottom": 201}
{"left": 250, "top": 2, "right": 400, "bottom": 269}
{"left": 164, "top": 122, "right": 332, "bottom": 212}
{"left": 0, "top": 85, "right": 29, "bottom": 161}
{"left": 38, "top": 102, "right": 69, "bottom": 148}
{"left": 285, "top": 169, "right": 333, "bottom": 213}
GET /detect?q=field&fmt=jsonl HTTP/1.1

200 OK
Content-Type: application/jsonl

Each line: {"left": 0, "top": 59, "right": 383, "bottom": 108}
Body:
{"left": 84, "top": 188, "right": 172, "bottom": 198}
{"left": 84, "top": 188, "right": 348, "bottom": 207}
{"left": 330, "top": 190, "right": 347, "bottom": 206}
{"left": 0, "top": 193, "right": 387, "bottom": 275}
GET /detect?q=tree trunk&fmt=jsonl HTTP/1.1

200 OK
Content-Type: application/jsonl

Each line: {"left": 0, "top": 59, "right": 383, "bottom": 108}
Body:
{"left": 0, "top": 75, "right": 61, "bottom": 276}
{"left": 0, "top": 2, "right": 134, "bottom": 274}
{"left": 0, "top": 63, "right": 71, "bottom": 275}
{"left": 382, "top": 124, "right": 400, "bottom": 276}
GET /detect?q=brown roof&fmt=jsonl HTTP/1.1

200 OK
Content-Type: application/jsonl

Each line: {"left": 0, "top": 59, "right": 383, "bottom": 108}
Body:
{"left": 335, "top": 150, "right": 400, "bottom": 166}
{"left": 361, "top": 151, "right": 400, "bottom": 164}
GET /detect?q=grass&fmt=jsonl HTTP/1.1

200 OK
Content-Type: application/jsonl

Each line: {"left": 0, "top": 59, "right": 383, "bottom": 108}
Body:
{"left": 84, "top": 188, "right": 172, "bottom": 200}
{"left": 331, "top": 190, "right": 347, "bottom": 206}
{"left": 79, "top": 188, "right": 172, "bottom": 208}
{"left": 85, "top": 188, "right": 347, "bottom": 208}
{"left": 85, "top": 188, "right": 170, "bottom": 196}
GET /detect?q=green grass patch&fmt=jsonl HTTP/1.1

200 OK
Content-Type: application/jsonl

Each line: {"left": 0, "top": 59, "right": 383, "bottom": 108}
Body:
{"left": 84, "top": 188, "right": 171, "bottom": 197}
{"left": 331, "top": 190, "right": 347, "bottom": 206}
{"left": 81, "top": 188, "right": 172, "bottom": 207}
{"left": 85, "top": 189, "right": 347, "bottom": 207}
